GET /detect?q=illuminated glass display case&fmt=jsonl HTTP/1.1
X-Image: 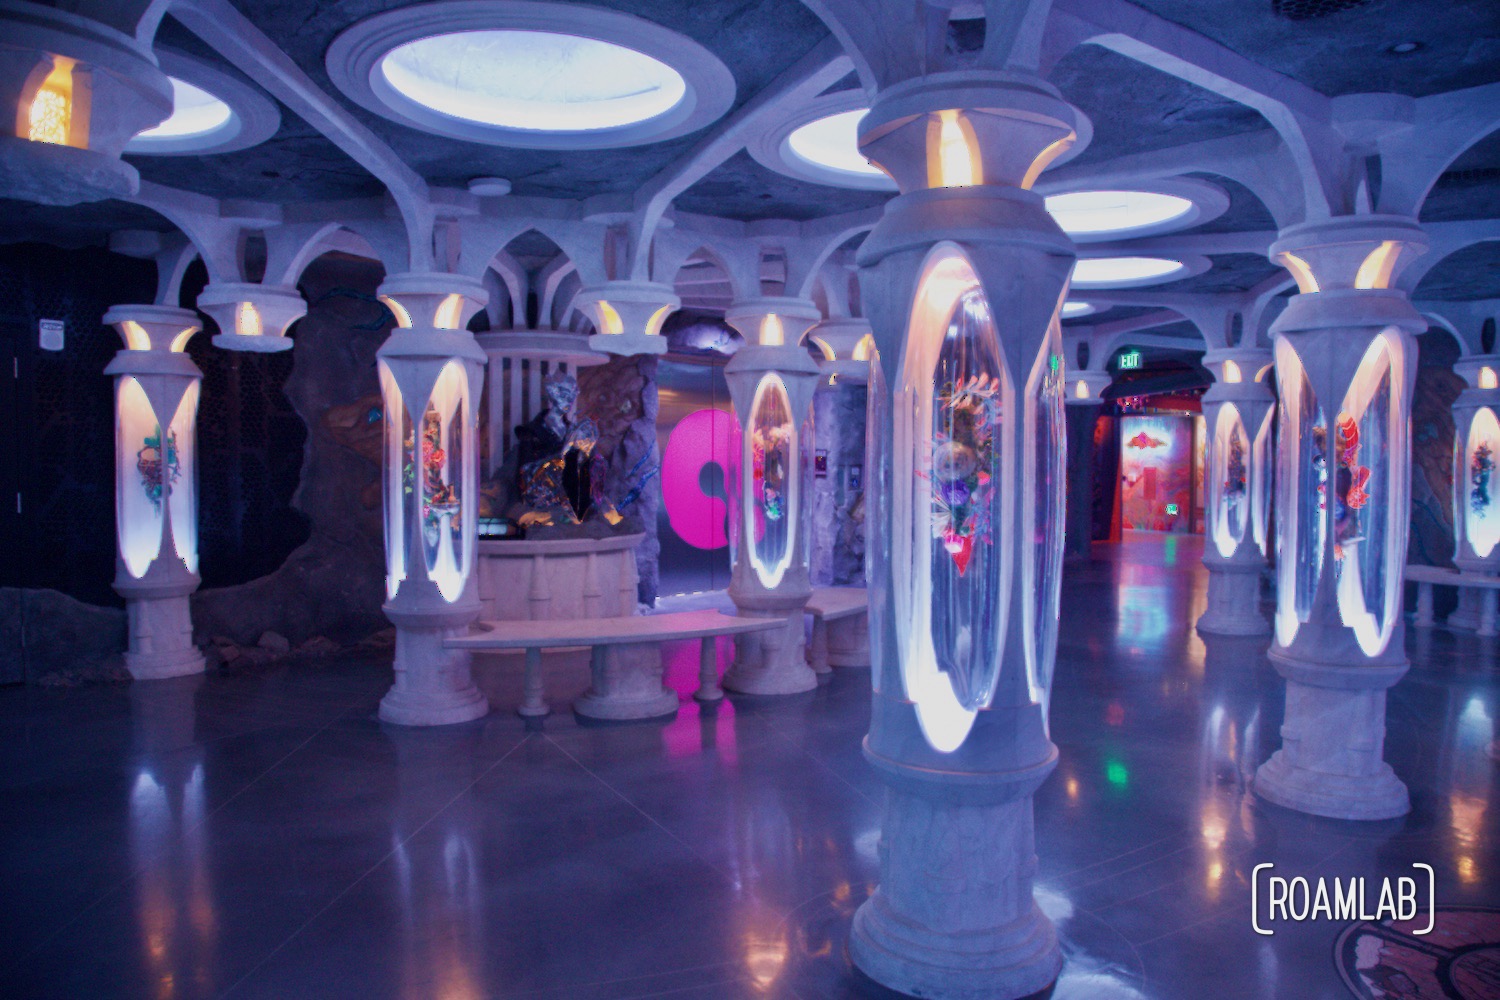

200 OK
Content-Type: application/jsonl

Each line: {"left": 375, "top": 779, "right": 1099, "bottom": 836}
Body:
{"left": 1453, "top": 359, "right": 1500, "bottom": 572}
{"left": 882, "top": 249, "right": 1065, "bottom": 751}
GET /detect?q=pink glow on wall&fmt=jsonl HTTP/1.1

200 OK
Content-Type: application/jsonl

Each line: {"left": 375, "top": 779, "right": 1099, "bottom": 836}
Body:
{"left": 661, "top": 407, "right": 739, "bottom": 550}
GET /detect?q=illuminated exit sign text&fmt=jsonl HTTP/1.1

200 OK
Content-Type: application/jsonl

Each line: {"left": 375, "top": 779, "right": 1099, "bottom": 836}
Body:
{"left": 1118, "top": 349, "right": 1143, "bottom": 370}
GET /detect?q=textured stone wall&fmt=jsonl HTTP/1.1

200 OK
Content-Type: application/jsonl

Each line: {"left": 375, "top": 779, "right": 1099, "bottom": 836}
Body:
{"left": 811, "top": 379, "right": 868, "bottom": 587}
{"left": 577, "top": 353, "right": 661, "bottom": 604}
{"left": 190, "top": 252, "right": 391, "bottom": 646}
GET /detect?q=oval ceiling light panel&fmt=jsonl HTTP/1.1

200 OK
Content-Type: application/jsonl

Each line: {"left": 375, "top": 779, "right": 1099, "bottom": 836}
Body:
{"left": 1044, "top": 190, "right": 1194, "bottom": 238}
{"left": 125, "top": 51, "right": 280, "bottom": 156}
{"left": 786, "top": 110, "right": 883, "bottom": 179}
{"left": 1061, "top": 301, "right": 1096, "bottom": 319}
{"left": 1071, "top": 257, "right": 1187, "bottom": 288}
{"left": 135, "top": 77, "right": 233, "bottom": 139}
{"left": 379, "top": 30, "right": 686, "bottom": 132}
{"left": 329, "top": 3, "right": 736, "bottom": 150}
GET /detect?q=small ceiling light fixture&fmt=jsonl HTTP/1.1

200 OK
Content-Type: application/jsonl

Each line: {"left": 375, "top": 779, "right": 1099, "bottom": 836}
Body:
{"left": 1072, "top": 257, "right": 1188, "bottom": 289}
{"left": 1387, "top": 41, "right": 1422, "bottom": 54}
{"left": 1061, "top": 301, "right": 1096, "bottom": 319}
{"left": 467, "top": 176, "right": 512, "bottom": 197}
{"left": 328, "top": 3, "right": 735, "bottom": 150}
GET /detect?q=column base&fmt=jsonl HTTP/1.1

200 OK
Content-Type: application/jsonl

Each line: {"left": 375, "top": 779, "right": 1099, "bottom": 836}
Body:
{"left": 850, "top": 897, "right": 1062, "bottom": 1000}
{"left": 1254, "top": 748, "right": 1409, "bottom": 821}
{"left": 123, "top": 593, "right": 205, "bottom": 681}
{"left": 825, "top": 615, "right": 871, "bottom": 668}
{"left": 380, "top": 607, "right": 489, "bottom": 727}
{"left": 125, "top": 646, "right": 206, "bottom": 681}
{"left": 723, "top": 613, "right": 818, "bottom": 695}
{"left": 1196, "top": 564, "right": 1269, "bottom": 637}
{"left": 1253, "top": 656, "right": 1410, "bottom": 821}
{"left": 574, "top": 643, "right": 679, "bottom": 721}
{"left": 379, "top": 683, "right": 489, "bottom": 727}
{"left": 1447, "top": 588, "right": 1483, "bottom": 631}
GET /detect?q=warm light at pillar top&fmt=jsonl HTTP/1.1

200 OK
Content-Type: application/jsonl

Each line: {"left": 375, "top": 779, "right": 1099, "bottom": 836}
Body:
{"left": 1480, "top": 366, "right": 1498, "bottom": 390}
{"left": 26, "top": 56, "right": 77, "bottom": 146}
{"left": 934, "top": 110, "right": 976, "bottom": 189}
{"left": 1222, "top": 359, "right": 1242, "bottom": 384}
{"left": 120, "top": 321, "right": 152, "bottom": 351}
{"left": 434, "top": 292, "right": 464, "bottom": 330}
{"left": 1074, "top": 379, "right": 1088, "bottom": 399}
{"left": 594, "top": 300, "right": 623, "bottom": 334}
{"left": 1279, "top": 252, "right": 1321, "bottom": 294}
{"left": 1255, "top": 364, "right": 1272, "bottom": 382}
{"left": 379, "top": 295, "right": 414, "bottom": 328}
{"left": 760, "top": 313, "right": 784, "bottom": 346}
{"left": 235, "top": 302, "right": 263, "bottom": 338}
{"left": 852, "top": 334, "right": 875, "bottom": 361}
{"left": 646, "top": 304, "right": 672, "bottom": 337}
{"left": 808, "top": 336, "right": 835, "bottom": 361}
{"left": 1354, "top": 241, "right": 1402, "bottom": 290}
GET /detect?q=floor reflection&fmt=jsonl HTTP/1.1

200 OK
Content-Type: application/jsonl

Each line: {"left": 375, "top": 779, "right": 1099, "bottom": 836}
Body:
{"left": 4, "top": 534, "right": 1498, "bottom": 999}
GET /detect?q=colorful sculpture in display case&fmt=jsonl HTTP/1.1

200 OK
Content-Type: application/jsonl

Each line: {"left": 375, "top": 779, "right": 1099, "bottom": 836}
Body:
{"left": 373, "top": 273, "right": 490, "bottom": 726}
{"left": 721, "top": 298, "right": 822, "bottom": 695}
{"left": 1197, "top": 348, "right": 1274, "bottom": 636}
{"left": 103, "top": 305, "right": 206, "bottom": 680}
{"left": 1451, "top": 357, "right": 1500, "bottom": 573}
{"left": 848, "top": 69, "right": 1077, "bottom": 999}
{"left": 1255, "top": 216, "right": 1427, "bottom": 822}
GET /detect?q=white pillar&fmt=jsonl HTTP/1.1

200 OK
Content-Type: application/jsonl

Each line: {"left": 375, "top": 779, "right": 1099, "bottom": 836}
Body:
{"left": 374, "top": 273, "right": 490, "bottom": 726}
{"left": 849, "top": 71, "right": 1077, "bottom": 999}
{"left": 721, "top": 298, "right": 823, "bottom": 695}
{"left": 1254, "top": 217, "right": 1427, "bottom": 821}
{"left": 103, "top": 305, "right": 206, "bottom": 680}
{"left": 1197, "top": 348, "right": 1274, "bottom": 636}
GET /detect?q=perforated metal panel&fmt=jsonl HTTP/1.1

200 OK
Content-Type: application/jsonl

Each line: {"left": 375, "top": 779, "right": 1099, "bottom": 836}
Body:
{"left": 1272, "top": 0, "right": 1372, "bottom": 20}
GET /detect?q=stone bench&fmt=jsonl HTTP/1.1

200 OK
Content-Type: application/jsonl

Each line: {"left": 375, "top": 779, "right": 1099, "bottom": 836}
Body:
{"left": 1406, "top": 564, "right": 1500, "bottom": 637}
{"left": 445, "top": 610, "right": 787, "bottom": 720}
{"left": 805, "top": 586, "right": 870, "bottom": 675}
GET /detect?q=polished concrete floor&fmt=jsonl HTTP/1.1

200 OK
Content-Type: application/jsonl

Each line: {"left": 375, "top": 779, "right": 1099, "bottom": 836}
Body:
{"left": 2, "top": 535, "right": 1498, "bottom": 999}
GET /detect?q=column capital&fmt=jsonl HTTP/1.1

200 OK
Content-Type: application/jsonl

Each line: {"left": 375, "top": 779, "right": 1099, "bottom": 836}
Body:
{"left": 859, "top": 70, "right": 1081, "bottom": 193}
{"left": 102, "top": 304, "right": 199, "bottom": 354}
{"left": 575, "top": 281, "right": 678, "bottom": 356}
{"left": 1269, "top": 215, "right": 1426, "bottom": 295}
{"left": 197, "top": 282, "right": 307, "bottom": 353}
{"left": 375, "top": 272, "right": 487, "bottom": 332}
{"left": 724, "top": 296, "right": 821, "bottom": 348}
{"left": 1455, "top": 355, "right": 1500, "bottom": 393}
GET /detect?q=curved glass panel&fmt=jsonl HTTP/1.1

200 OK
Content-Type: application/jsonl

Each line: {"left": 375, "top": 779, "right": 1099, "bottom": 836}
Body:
{"left": 422, "top": 362, "right": 470, "bottom": 603}
{"left": 866, "top": 347, "right": 889, "bottom": 695}
{"left": 746, "top": 374, "right": 796, "bottom": 588}
{"left": 1212, "top": 404, "right": 1249, "bottom": 558}
{"left": 1333, "top": 333, "right": 1403, "bottom": 657}
{"left": 379, "top": 362, "right": 408, "bottom": 600}
{"left": 116, "top": 378, "right": 165, "bottom": 579}
{"left": 167, "top": 382, "right": 200, "bottom": 574}
{"left": 1273, "top": 339, "right": 1325, "bottom": 648}
{"left": 1251, "top": 407, "right": 1273, "bottom": 557}
{"left": 1024, "top": 321, "right": 1066, "bottom": 715}
{"left": 894, "top": 251, "right": 1012, "bottom": 753}
{"left": 1465, "top": 407, "right": 1500, "bottom": 559}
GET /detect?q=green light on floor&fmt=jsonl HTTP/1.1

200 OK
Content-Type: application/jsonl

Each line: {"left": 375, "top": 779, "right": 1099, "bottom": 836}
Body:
{"left": 1164, "top": 535, "right": 1177, "bottom": 566}
{"left": 1106, "top": 760, "right": 1129, "bottom": 788}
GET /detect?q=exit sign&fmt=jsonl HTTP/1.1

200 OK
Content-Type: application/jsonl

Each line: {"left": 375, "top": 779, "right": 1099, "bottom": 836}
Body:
{"left": 1165, "top": 503, "right": 1180, "bottom": 516}
{"left": 1118, "top": 349, "right": 1143, "bottom": 370}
